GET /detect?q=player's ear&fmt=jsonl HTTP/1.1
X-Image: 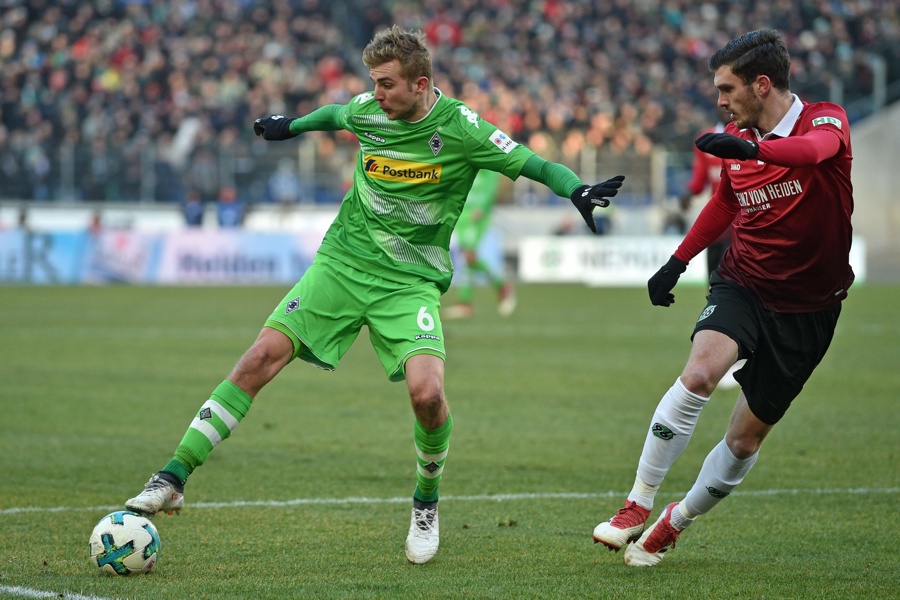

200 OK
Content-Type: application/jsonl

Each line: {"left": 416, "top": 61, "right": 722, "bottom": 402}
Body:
{"left": 415, "top": 76, "right": 429, "bottom": 96}
{"left": 754, "top": 75, "right": 772, "bottom": 97}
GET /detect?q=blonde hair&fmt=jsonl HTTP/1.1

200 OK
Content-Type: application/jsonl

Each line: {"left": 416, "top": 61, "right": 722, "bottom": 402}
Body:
{"left": 362, "top": 25, "right": 432, "bottom": 85}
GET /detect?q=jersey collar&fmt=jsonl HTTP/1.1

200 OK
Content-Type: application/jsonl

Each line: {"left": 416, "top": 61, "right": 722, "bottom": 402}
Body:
{"left": 752, "top": 94, "right": 803, "bottom": 140}
{"left": 407, "top": 87, "right": 444, "bottom": 124}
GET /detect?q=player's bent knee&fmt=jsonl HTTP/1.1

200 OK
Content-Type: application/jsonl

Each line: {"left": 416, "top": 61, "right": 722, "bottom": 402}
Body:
{"left": 232, "top": 330, "right": 293, "bottom": 384}
{"left": 680, "top": 369, "right": 720, "bottom": 397}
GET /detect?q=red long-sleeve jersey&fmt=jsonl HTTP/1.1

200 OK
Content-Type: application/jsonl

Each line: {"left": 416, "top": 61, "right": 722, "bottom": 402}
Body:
{"left": 675, "top": 99, "right": 854, "bottom": 312}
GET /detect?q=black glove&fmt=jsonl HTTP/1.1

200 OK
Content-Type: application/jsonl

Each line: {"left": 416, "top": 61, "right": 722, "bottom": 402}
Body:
{"left": 570, "top": 175, "right": 625, "bottom": 233}
{"left": 253, "top": 115, "right": 297, "bottom": 140}
{"left": 695, "top": 132, "right": 758, "bottom": 160}
{"left": 648, "top": 255, "right": 688, "bottom": 307}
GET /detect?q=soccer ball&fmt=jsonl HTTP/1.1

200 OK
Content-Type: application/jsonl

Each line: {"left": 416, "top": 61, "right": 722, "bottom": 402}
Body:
{"left": 89, "top": 510, "right": 161, "bottom": 575}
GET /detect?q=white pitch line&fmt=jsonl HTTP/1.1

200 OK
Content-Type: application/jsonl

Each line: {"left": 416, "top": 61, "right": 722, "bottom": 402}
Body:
{"left": 0, "top": 487, "right": 896, "bottom": 516}
{"left": 0, "top": 585, "right": 119, "bottom": 600}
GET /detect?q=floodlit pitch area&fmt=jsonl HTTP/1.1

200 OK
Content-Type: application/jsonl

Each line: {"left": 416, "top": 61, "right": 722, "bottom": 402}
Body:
{"left": 1, "top": 284, "right": 896, "bottom": 598}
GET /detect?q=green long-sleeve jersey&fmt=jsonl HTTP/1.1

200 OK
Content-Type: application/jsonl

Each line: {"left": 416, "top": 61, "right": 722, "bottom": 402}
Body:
{"left": 291, "top": 89, "right": 537, "bottom": 293}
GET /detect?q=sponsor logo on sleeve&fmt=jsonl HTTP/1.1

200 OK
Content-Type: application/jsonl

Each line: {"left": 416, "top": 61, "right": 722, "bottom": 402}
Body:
{"left": 811, "top": 116, "right": 842, "bottom": 129}
{"left": 490, "top": 129, "right": 518, "bottom": 154}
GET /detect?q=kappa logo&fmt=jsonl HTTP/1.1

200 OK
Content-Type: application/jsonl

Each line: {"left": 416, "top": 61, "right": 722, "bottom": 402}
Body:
{"left": 457, "top": 106, "right": 480, "bottom": 127}
{"left": 698, "top": 305, "right": 716, "bottom": 321}
{"left": 286, "top": 297, "right": 300, "bottom": 315}
{"left": 199, "top": 407, "right": 212, "bottom": 421}
{"left": 651, "top": 423, "right": 675, "bottom": 441}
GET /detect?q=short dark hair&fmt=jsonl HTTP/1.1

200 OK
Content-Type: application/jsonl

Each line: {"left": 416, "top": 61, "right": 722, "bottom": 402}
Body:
{"left": 709, "top": 29, "right": 791, "bottom": 91}
{"left": 362, "top": 25, "right": 433, "bottom": 84}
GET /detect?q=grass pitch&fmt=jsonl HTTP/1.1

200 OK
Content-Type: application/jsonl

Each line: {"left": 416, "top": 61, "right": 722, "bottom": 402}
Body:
{"left": 1, "top": 283, "right": 897, "bottom": 599}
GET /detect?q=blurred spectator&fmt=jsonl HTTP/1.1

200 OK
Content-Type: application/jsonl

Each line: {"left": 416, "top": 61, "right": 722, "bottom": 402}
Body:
{"left": 0, "top": 1, "right": 896, "bottom": 205}
{"left": 182, "top": 189, "right": 204, "bottom": 228}
{"left": 267, "top": 158, "right": 303, "bottom": 205}
{"left": 216, "top": 185, "right": 245, "bottom": 228}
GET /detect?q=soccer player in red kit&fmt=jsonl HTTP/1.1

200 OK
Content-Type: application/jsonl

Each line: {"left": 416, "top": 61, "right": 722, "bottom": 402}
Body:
{"left": 593, "top": 29, "right": 854, "bottom": 567}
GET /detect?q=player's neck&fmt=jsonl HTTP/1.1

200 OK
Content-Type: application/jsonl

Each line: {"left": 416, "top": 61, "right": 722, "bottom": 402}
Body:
{"left": 410, "top": 88, "right": 438, "bottom": 122}
{"left": 757, "top": 91, "right": 794, "bottom": 137}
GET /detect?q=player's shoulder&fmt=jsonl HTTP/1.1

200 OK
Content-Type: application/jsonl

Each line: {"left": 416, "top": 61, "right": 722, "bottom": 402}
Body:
{"left": 434, "top": 93, "right": 484, "bottom": 130}
{"left": 346, "top": 91, "right": 379, "bottom": 116}
{"left": 798, "top": 101, "right": 849, "bottom": 134}
{"left": 800, "top": 100, "right": 848, "bottom": 117}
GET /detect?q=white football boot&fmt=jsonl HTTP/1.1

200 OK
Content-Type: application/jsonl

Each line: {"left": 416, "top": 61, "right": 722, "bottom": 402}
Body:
{"left": 125, "top": 473, "right": 184, "bottom": 519}
{"left": 405, "top": 500, "right": 439, "bottom": 564}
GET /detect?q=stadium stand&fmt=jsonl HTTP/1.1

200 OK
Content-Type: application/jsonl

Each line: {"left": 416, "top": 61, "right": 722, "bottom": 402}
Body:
{"left": 0, "top": 0, "right": 897, "bottom": 205}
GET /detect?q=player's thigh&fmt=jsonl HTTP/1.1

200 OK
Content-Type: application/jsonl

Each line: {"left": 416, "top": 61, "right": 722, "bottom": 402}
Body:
{"left": 741, "top": 305, "right": 841, "bottom": 424}
{"left": 366, "top": 282, "right": 446, "bottom": 382}
{"left": 265, "top": 258, "right": 365, "bottom": 370}
{"left": 692, "top": 272, "right": 761, "bottom": 357}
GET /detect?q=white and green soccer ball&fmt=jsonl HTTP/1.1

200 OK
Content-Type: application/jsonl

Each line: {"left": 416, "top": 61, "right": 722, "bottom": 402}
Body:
{"left": 89, "top": 510, "right": 161, "bottom": 575}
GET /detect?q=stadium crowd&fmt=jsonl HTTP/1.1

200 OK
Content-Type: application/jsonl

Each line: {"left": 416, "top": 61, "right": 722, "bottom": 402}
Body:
{"left": 0, "top": 0, "right": 897, "bottom": 205}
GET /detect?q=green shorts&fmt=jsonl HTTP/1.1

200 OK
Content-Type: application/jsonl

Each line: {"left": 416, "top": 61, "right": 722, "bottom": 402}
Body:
{"left": 265, "top": 255, "right": 446, "bottom": 382}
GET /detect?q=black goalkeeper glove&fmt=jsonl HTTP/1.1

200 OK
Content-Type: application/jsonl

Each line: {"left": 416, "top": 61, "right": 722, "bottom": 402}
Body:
{"left": 253, "top": 115, "right": 297, "bottom": 140}
{"left": 695, "top": 132, "right": 758, "bottom": 160}
{"left": 648, "top": 255, "right": 688, "bottom": 307}
{"left": 570, "top": 175, "right": 625, "bottom": 233}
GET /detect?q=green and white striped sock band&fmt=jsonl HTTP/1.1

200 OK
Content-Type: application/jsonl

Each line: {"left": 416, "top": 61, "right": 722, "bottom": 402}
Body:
{"left": 413, "top": 414, "right": 453, "bottom": 502}
{"left": 173, "top": 380, "right": 253, "bottom": 473}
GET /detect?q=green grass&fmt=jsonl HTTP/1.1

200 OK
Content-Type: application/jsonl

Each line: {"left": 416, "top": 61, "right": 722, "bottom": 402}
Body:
{"left": 1, "top": 283, "right": 897, "bottom": 599}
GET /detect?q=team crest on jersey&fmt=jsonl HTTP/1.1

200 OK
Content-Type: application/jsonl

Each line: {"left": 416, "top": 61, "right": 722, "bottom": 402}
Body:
{"left": 490, "top": 129, "right": 518, "bottom": 154}
{"left": 429, "top": 132, "right": 444, "bottom": 156}
{"left": 698, "top": 305, "right": 716, "bottom": 321}
{"left": 812, "top": 116, "right": 842, "bottom": 129}
{"left": 286, "top": 297, "right": 300, "bottom": 314}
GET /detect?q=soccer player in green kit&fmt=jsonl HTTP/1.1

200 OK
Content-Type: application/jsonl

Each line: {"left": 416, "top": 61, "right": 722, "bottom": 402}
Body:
{"left": 125, "top": 25, "right": 624, "bottom": 565}
{"left": 444, "top": 169, "right": 517, "bottom": 319}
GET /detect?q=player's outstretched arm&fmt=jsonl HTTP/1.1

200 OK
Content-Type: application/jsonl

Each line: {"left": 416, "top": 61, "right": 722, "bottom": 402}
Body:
{"left": 569, "top": 176, "right": 625, "bottom": 233}
{"left": 518, "top": 155, "right": 624, "bottom": 233}
{"left": 253, "top": 105, "right": 345, "bottom": 141}
{"left": 254, "top": 115, "right": 297, "bottom": 140}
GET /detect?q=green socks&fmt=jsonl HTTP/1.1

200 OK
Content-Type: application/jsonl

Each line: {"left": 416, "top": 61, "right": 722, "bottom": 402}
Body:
{"left": 164, "top": 380, "right": 253, "bottom": 485}
{"left": 413, "top": 414, "right": 453, "bottom": 502}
